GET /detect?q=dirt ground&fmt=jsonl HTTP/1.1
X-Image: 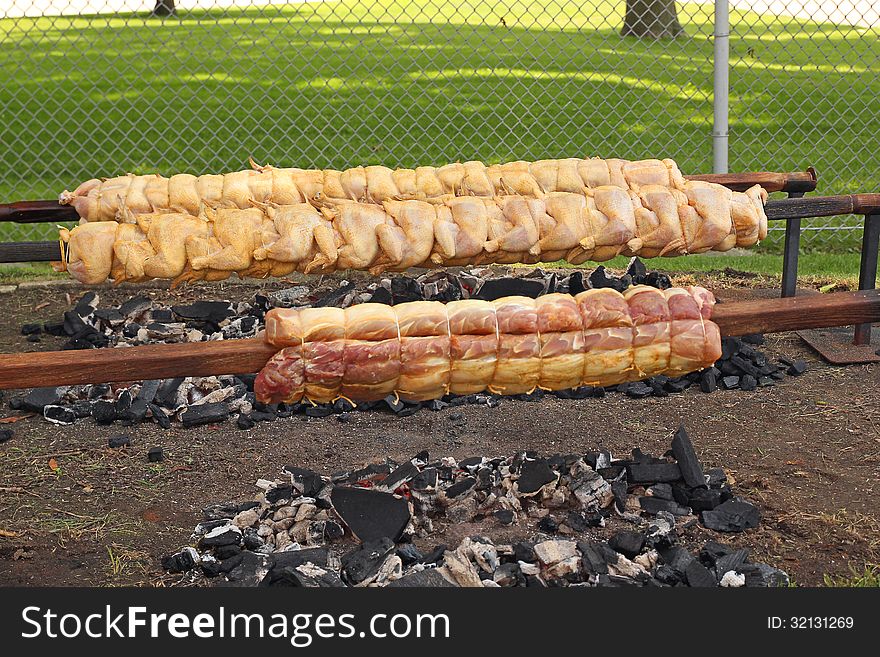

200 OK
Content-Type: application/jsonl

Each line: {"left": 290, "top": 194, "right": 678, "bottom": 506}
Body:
{"left": 0, "top": 273, "right": 877, "bottom": 587}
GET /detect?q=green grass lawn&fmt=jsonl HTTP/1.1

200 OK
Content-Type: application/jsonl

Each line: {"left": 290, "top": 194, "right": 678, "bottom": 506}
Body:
{"left": 0, "top": 1, "right": 877, "bottom": 254}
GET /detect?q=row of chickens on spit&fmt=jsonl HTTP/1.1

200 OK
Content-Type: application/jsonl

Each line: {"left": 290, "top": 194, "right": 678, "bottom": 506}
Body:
{"left": 57, "top": 156, "right": 768, "bottom": 285}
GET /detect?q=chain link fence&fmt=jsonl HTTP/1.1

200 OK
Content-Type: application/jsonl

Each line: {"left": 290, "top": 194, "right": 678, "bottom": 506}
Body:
{"left": 1, "top": 1, "right": 877, "bottom": 250}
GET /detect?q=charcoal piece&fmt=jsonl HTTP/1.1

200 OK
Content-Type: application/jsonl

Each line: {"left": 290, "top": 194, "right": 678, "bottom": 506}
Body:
{"left": 647, "top": 483, "right": 673, "bottom": 500}
{"left": 91, "top": 399, "right": 118, "bottom": 424}
{"left": 714, "top": 548, "right": 750, "bottom": 579}
{"left": 787, "top": 360, "right": 807, "bottom": 376}
{"left": 639, "top": 496, "right": 691, "bottom": 516}
{"left": 26, "top": 334, "right": 40, "bottom": 343}
{"left": 474, "top": 277, "right": 545, "bottom": 301}
{"left": 758, "top": 376, "right": 775, "bottom": 387}
{"left": 147, "top": 446, "right": 164, "bottom": 462}
{"left": 731, "top": 355, "right": 761, "bottom": 378}
{"left": 20, "top": 323, "right": 41, "bottom": 336}
{"left": 331, "top": 486, "right": 410, "bottom": 543}
{"left": 721, "top": 375, "right": 740, "bottom": 390}
{"left": 565, "top": 510, "right": 601, "bottom": 532}
{"left": 162, "top": 547, "right": 198, "bottom": 573}
{"left": 181, "top": 402, "right": 229, "bottom": 428}
{"left": 155, "top": 378, "right": 185, "bottom": 409}
{"left": 263, "top": 564, "right": 345, "bottom": 588}
{"left": 577, "top": 541, "right": 613, "bottom": 575}
{"left": 741, "top": 333, "right": 765, "bottom": 345}
{"left": 699, "top": 540, "right": 734, "bottom": 565}
{"left": 654, "top": 564, "right": 683, "bottom": 585}
{"left": 242, "top": 529, "right": 265, "bottom": 551}
{"left": 589, "top": 266, "right": 631, "bottom": 292}
{"left": 120, "top": 323, "right": 139, "bottom": 339}
{"left": 567, "top": 271, "right": 587, "bottom": 295}
{"left": 331, "top": 397, "right": 356, "bottom": 414}
{"left": 517, "top": 458, "right": 557, "bottom": 494}
{"left": 116, "top": 390, "right": 133, "bottom": 416}
{"left": 643, "top": 271, "right": 672, "bottom": 290}
{"left": 705, "top": 467, "right": 727, "bottom": 488}
{"left": 77, "top": 292, "right": 100, "bottom": 314}
{"left": 171, "top": 301, "right": 234, "bottom": 326}
{"left": 494, "top": 509, "right": 515, "bottom": 525}
{"left": 236, "top": 374, "right": 256, "bottom": 392}
{"left": 108, "top": 434, "right": 131, "bottom": 448}
{"left": 445, "top": 477, "right": 476, "bottom": 499}
{"left": 0, "top": 429, "right": 14, "bottom": 444}
{"left": 131, "top": 380, "right": 160, "bottom": 405}
{"left": 87, "top": 383, "right": 110, "bottom": 399}
{"left": 411, "top": 467, "right": 438, "bottom": 491}
{"left": 420, "top": 545, "right": 446, "bottom": 565}
{"left": 119, "top": 296, "right": 152, "bottom": 320}
{"left": 396, "top": 543, "right": 423, "bottom": 567}
{"left": 648, "top": 378, "right": 668, "bottom": 397}
{"left": 71, "top": 399, "right": 92, "bottom": 419}
{"left": 368, "top": 286, "right": 393, "bottom": 305}
{"left": 93, "top": 308, "right": 124, "bottom": 327}
{"left": 611, "top": 479, "right": 627, "bottom": 512}
{"left": 395, "top": 402, "right": 422, "bottom": 417}
{"left": 44, "top": 405, "right": 75, "bottom": 425}
{"left": 198, "top": 526, "right": 241, "bottom": 550}
{"left": 62, "top": 310, "right": 89, "bottom": 336}
{"left": 659, "top": 545, "right": 694, "bottom": 576}
{"left": 685, "top": 560, "right": 717, "bottom": 587}
{"left": 250, "top": 410, "right": 276, "bottom": 423}
{"left": 537, "top": 516, "right": 559, "bottom": 533}
{"left": 148, "top": 403, "right": 171, "bottom": 429}
{"left": 699, "top": 369, "right": 718, "bottom": 393}
{"left": 666, "top": 377, "right": 691, "bottom": 393}
{"left": 626, "top": 381, "right": 653, "bottom": 398}
{"left": 626, "top": 462, "right": 681, "bottom": 483}
{"left": 598, "top": 465, "right": 625, "bottom": 481}
{"left": 387, "top": 568, "right": 456, "bottom": 587}
{"left": 378, "top": 461, "right": 419, "bottom": 492}
{"left": 283, "top": 466, "right": 324, "bottom": 498}
{"left": 304, "top": 405, "right": 333, "bottom": 418}
{"left": 43, "top": 320, "right": 67, "bottom": 337}
{"left": 214, "top": 544, "right": 242, "bottom": 561}
{"left": 688, "top": 487, "right": 723, "bottom": 512}
{"left": 21, "top": 387, "right": 62, "bottom": 413}
{"left": 341, "top": 537, "right": 396, "bottom": 586}
{"left": 224, "top": 551, "right": 268, "bottom": 586}
{"left": 237, "top": 414, "right": 255, "bottom": 430}
{"left": 624, "top": 257, "right": 647, "bottom": 283}
{"left": 513, "top": 541, "right": 537, "bottom": 563}
{"left": 201, "top": 557, "right": 226, "bottom": 577}
{"left": 149, "top": 308, "right": 174, "bottom": 322}
{"left": 740, "top": 374, "right": 758, "bottom": 391}
{"left": 740, "top": 563, "right": 789, "bottom": 587}
{"left": 671, "top": 425, "right": 705, "bottom": 488}
{"left": 265, "top": 485, "right": 296, "bottom": 504}
{"left": 120, "top": 398, "right": 148, "bottom": 425}
{"left": 701, "top": 500, "right": 760, "bottom": 532}
{"left": 609, "top": 531, "right": 646, "bottom": 559}
{"left": 314, "top": 282, "right": 357, "bottom": 308}
{"left": 390, "top": 276, "right": 423, "bottom": 303}
{"left": 720, "top": 337, "right": 741, "bottom": 360}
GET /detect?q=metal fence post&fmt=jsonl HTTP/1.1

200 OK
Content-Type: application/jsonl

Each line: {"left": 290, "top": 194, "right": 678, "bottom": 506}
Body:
{"left": 781, "top": 191, "right": 805, "bottom": 298}
{"left": 713, "top": 0, "right": 730, "bottom": 174}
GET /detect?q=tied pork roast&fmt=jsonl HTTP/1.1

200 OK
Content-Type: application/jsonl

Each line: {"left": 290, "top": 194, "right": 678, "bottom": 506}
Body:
{"left": 254, "top": 285, "right": 721, "bottom": 404}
